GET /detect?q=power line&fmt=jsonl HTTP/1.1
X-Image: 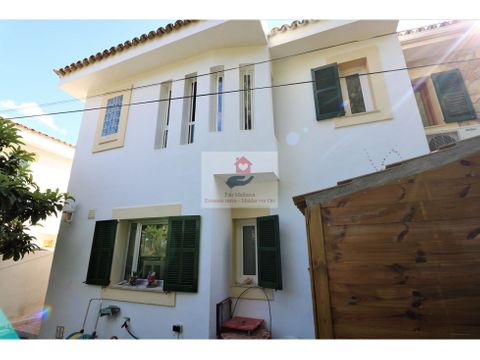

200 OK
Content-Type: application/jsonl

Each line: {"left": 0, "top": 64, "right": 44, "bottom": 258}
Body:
{"left": 5, "top": 56, "right": 480, "bottom": 122}
{"left": 0, "top": 31, "right": 398, "bottom": 115}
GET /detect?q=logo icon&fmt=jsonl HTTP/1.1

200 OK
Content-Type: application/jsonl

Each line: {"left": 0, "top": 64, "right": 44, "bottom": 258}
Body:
{"left": 234, "top": 156, "right": 252, "bottom": 174}
{"left": 227, "top": 156, "right": 254, "bottom": 188}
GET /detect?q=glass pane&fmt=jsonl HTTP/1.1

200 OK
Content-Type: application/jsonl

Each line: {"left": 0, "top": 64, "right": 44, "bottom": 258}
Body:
{"left": 101, "top": 95, "right": 123, "bottom": 136}
{"left": 217, "top": 76, "right": 223, "bottom": 131}
{"left": 346, "top": 74, "right": 366, "bottom": 114}
{"left": 137, "top": 224, "right": 168, "bottom": 280}
{"left": 124, "top": 223, "right": 137, "bottom": 280}
{"left": 243, "top": 225, "right": 256, "bottom": 276}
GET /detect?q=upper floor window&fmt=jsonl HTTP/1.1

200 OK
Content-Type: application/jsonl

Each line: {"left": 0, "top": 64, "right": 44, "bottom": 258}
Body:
{"left": 155, "top": 82, "right": 172, "bottom": 149}
{"left": 311, "top": 59, "right": 373, "bottom": 121}
{"left": 101, "top": 95, "right": 124, "bottom": 136}
{"left": 240, "top": 65, "right": 254, "bottom": 130}
{"left": 92, "top": 89, "right": 132, "bottom": 153}
{"left": 182, "top": 74, "right": 197, "bottom": 144}
{"left": 413, "top": 68, "right": 476, "bottom": 127}
{"left": 210, "top": 67, "right": 224, "bottom": 132}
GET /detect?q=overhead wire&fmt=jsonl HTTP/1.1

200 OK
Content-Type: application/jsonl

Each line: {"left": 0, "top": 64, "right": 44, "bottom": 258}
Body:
{"left": 0, "top": 29, "right": 400, "bottom": 114}
{"left": 4, "top": 55, "right": 480, "bottom": 122}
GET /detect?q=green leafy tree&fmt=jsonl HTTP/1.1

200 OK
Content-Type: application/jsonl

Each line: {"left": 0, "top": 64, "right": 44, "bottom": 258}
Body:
{"left": 0, "top": 117, "right": 72, "bottom": 261}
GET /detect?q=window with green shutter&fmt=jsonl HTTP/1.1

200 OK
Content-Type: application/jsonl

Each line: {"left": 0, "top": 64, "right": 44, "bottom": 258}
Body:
{"left": 85, "top": 220, "right": 118, "bottom": 286}
{"left": 431, "top": 69, "right": 476, "bottom": 123}
{"left": 311, "top": 63, "right": 345, "bottom": 121}
{"left": 257, "top": 215, "right": 282, "bottom": 290}
{"left": 164, "top": 216, "right": 201, "bottom": 292}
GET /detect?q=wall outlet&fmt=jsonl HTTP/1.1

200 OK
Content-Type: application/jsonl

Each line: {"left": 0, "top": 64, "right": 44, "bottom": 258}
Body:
{"left": 172, "top": 324, "right": 183, "bottom": 333}
{"left": 55, "top": 326, "right": 64, "bottom": 339}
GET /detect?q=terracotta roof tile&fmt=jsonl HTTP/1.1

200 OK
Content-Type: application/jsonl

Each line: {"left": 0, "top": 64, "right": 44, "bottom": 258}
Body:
{"left": 268, "top": 20, "right": 319, "bottom": 36}
{"left": 0, "top": 117, "right": 75, "bottom": 148}
{"left": 54, "top": 19, "right": 198, "bottom": 78}
{"left": 397, "top": 20, "right": 458, "bottom": 37}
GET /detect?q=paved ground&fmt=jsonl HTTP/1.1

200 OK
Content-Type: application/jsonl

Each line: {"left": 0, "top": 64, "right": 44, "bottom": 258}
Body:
{"left": 12, "top": 315, "right": 41, "bottom": 339}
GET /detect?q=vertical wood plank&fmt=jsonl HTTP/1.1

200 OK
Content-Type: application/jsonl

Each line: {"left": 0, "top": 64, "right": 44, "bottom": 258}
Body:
{"left": 306, "top": 203, "right": 334, "bottom": 338}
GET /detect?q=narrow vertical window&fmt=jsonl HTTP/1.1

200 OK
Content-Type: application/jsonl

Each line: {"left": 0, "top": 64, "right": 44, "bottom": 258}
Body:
{"left": 240, "top": 66, "right": 254, "bottom": 130}
{"left": 345, "top": 74, "right": 366, "bottom": 114}
{"left": 183, "top": 74, "right": 197, "bottom": 144}
{"left": 161, "top": 83, "right": 172, "bottom": 148}
{"left": 216, "top": 74, "right": 223, "bottom": 131}
{"left": 242, "top": 225, "right": 257, "bottom": 276}
{"left": 210, "top": 67, "right": 224, "bottom": 132}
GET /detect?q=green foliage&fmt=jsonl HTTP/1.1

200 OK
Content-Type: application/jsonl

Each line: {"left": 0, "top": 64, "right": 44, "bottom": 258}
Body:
{"left": 0, "top": 117, "right": 72, "bottom": 261}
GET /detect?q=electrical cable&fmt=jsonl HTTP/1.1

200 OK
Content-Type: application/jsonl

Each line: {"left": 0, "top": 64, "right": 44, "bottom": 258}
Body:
{"left": 0, "top": 30, "right": 399, "bottom": 115}
{"left": 121, "top": 320, "right": 139, "bottom": 339}
{"left": 5, "top": 54, "right": 480, "bottom": 123}
{"left": 231, "top": 286, "right": 273, "bottom": 337}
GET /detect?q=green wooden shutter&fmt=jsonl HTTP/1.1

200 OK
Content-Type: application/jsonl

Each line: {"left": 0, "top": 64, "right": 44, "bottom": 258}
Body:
{"left": 257, "top": 215, "right": 282, "bottom": 290}
{"left": 85, "top": 220, "right": 118, "bottom": 286}
{"left": 164, "top": 216, "right": 201, "bottom": 292}
{"left": 431, "top": 69, "right": 476, "bottom": 122}
{"left": 311, "top": 63, "right": 345, "bottom": 120}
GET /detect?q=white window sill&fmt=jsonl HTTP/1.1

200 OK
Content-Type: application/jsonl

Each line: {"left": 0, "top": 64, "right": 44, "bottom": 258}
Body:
{"left": 101, "top": 283, "right": 176, "bottom": 307}
{"left": 335, "top": 109, "right": 393, "bottom": 128}
{"left": 110, "top": 279, "right": 166, "bottom": 294}
{"left": 343, "top": 109, "right": 380, "bottom": 118}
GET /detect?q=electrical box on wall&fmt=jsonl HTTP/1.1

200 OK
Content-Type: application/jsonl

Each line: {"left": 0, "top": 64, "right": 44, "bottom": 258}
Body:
{"left": 172, "top": 324, "right": 183, "bottom": 333}
{"left": 55, "top": 326, "right": 64, "bottom": 339}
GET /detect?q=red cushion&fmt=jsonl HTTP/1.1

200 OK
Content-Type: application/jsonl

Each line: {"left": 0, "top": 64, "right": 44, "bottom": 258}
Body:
{"left": 222, "top": 316, "right": 264, "bottom": 332}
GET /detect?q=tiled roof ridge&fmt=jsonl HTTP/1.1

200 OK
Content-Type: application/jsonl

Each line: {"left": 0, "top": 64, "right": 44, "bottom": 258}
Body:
{"left": 54, "top": 19, "right": 198, "bottom": 78}
{"left": 10, "top": 120, "right": 75, "bottom": 148}
{"left": 397, "top": 20, "right": 459, "bottom": 37}
{"left": 268, "top": 19, "right": 318, "bottom": 36}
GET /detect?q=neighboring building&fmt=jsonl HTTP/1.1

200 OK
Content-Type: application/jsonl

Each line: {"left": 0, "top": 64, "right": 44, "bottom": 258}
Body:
{"left": 40, "top": 20, "right": 428, "bottom": 339}
{"left": 400, "top": 20, "right": 480, "bottom": 151}
{"left": 0, "top": 122, "right": 74, "bottom": 337}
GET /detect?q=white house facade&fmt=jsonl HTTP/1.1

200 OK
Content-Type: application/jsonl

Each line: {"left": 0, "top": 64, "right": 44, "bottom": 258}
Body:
{"left": 40, "top": 20, "right": 429, "bottom": 339}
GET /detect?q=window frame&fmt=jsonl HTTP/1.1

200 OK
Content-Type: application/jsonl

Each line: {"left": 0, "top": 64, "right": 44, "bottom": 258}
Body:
{"left": 324, "top": 47, "right": 393, "bottom": 128}
{"left": 156, "top": 82, "right": 172, "bottom": 149}
{"left": 235, "top": 219, "right": 258, "bottom": 285}
{"left": 210, "top": 68, "right": 224, "bottom": 132}
{"left": 92, "top": 88, "right": 132, "bottom": 153}
{"left": 338, "top": 61, "right": 374, "bottom": 116}
{"left": 239, "top": 65, "right": 254, "bottom": 130}
{"left": 182, "top": 74, "right": 198, "bottom": 144}
{"left": 122, "top": 219, "right": 169, "bottom": 287}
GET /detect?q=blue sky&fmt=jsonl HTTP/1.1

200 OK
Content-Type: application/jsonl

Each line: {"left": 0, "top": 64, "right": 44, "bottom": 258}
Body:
{"left": 0, "top": 19, "right": 440, "bottom": 145}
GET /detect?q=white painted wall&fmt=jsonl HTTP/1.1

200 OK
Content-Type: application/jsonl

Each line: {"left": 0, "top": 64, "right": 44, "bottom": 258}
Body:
{"left": 0, "top": 251, "right": 53, "bottom": 322}
{"left": 17, "top": 127, "right": 74, "bottom": 247}
{"left": 41, "top": 25, "right": 429, "bottom": 340}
